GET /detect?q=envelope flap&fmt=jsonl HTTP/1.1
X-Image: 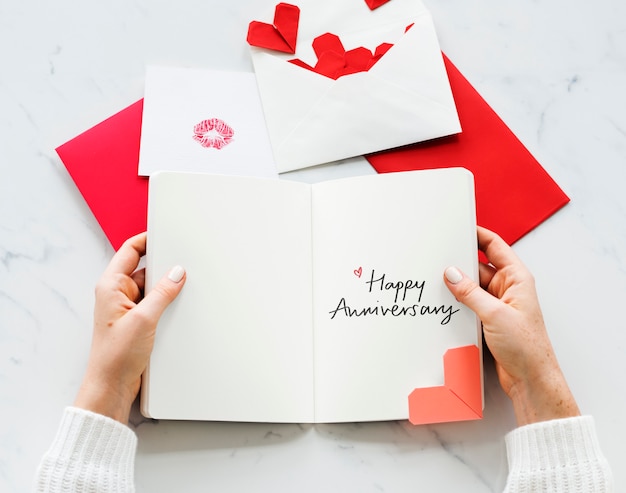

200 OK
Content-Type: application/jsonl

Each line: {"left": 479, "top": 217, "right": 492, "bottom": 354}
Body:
{"left": 274, "top": 72, "right": 460, "bottom": 171}
{"left": 370, "top": 14, "right": 455, "bottom": 110}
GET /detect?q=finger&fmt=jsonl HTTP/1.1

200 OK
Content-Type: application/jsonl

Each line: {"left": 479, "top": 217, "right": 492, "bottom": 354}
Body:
{"left": 133, "top": 265, "right": 186, "bottom": 324}
{"left": 478, "top": 262, "right": 497, "bottom": 290}
{"left": 477, "top": 227, "right": 523, "bottom": 271}
{"left": 443, "top": 266, "right": 501, "bottom": 320}
{"left": 131, "top": 268, "right": 146, "bottom": 292}
{"left": 103, "top": 232, "right": 147, "bottom": 278}
{"left": 130, "top": 268, "right": 146, "bottom": 302}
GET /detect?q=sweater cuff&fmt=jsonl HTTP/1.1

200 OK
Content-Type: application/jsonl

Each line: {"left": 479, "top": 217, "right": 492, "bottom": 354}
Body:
{"left": 35, "top": 406, "right": 137, "bottom": 492}
{"left": 504, "top": 415, "right": 613, "bottom": 491}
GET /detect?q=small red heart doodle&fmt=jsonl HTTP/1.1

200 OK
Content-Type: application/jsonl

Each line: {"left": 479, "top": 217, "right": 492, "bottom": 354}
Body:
{"left": 247, "top": 3, "right": 300, "bottom": 54}
{"left": 365, "top": 0, "right": 392, "bottom": 10}
{"left": 354, "top": 266, "right": 363, "bottom": 278}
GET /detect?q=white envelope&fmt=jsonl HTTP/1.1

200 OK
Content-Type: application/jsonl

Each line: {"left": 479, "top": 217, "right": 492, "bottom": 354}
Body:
{"left": 250, "top": 0, "right": 461, "bottom": 173}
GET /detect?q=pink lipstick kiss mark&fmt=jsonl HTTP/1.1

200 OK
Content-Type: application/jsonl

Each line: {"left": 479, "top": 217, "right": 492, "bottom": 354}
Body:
{"left": 192, "top": 118, "right": 234, "bottom": 150}
{"left": 354, "top": 266, "right": 363, "bottom": 278}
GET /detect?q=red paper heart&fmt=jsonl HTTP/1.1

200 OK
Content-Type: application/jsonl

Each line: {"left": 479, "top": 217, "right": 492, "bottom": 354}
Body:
{"left": 408, "top": 345, "right": 482, "bottom": 425}
{"left": 344, "top": 47, "right": 374, "bottom": 71}
{"left": 289, "top": 32, "right": 393, "bottom": 80}
{"left": 314, "top": 51, "right": 345, "bottom": 79}
{"left": 247, "top": 3, "right": 300, "bottom": 54}
{"left": 365, "top": 0, "right": 392, "bottom": 10}
{"left": 312, "top": 32, "right": 345, "bottom": 59}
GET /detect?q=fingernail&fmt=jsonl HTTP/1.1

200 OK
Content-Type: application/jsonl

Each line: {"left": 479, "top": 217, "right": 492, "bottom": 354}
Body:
{"left": 167, "top": 265, "right": 185, "bottom": 283}
{"left": 444, "top": 266, "right": 463, "bottom": 284}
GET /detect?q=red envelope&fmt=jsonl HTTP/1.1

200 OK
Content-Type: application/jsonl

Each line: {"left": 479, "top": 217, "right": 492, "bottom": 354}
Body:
{"left": 366, "top": 54, "right": 570, "bottom": 245}
{"left": 56, "top": 100, "right": 148, "bottom": 251}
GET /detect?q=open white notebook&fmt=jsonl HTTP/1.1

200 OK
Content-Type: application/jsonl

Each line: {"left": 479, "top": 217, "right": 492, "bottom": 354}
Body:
{"left": 141, "top": 168, "right": 481, "bottom": 423}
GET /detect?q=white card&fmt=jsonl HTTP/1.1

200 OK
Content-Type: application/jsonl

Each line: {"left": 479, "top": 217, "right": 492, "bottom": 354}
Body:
{"left": 142, "top": 169, "right": 481, "bottom": 423}
{"left": 138, "top": 66, "right": 278, "bottom": 178}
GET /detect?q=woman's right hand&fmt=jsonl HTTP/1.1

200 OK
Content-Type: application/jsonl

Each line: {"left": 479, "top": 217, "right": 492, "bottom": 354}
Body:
{"left": 443, "top": 226, "right": 580, "bottom": 426}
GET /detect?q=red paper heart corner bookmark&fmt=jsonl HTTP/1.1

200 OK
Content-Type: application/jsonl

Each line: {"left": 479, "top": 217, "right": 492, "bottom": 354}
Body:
{"left": 247, "top": 3, "right": 300, "bottom": 54}
{"left": 408, "top": 345, "right": 483, "bottom": 425}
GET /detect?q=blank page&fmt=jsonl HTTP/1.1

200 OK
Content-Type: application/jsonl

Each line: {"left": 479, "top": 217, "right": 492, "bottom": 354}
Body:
{"left": 142, "top": 172, "right": 315, "bottom": 422}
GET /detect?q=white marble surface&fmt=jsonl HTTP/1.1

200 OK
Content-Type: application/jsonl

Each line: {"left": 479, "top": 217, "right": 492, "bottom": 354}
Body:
{"left": 1, "top": 0, "right": 624, "bottom": 491}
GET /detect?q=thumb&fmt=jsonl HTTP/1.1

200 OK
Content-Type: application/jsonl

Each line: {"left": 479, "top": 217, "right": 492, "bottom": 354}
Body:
{"left": 443, "top": 266, "right": 499, "bottom": 320}
{"left": 136, "top": 265, "right": 186, "bottom": 324}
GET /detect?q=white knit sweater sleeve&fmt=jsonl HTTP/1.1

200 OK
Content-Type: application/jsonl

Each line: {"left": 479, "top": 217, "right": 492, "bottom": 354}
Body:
{"left": 34, "top": 407, "right": 137, "bottom": 493}
{"left": 503, "top": 415, "right": 613, "bottom": 492}
{"left": 35, "top": 409, "right": 613, "bottom": 492}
